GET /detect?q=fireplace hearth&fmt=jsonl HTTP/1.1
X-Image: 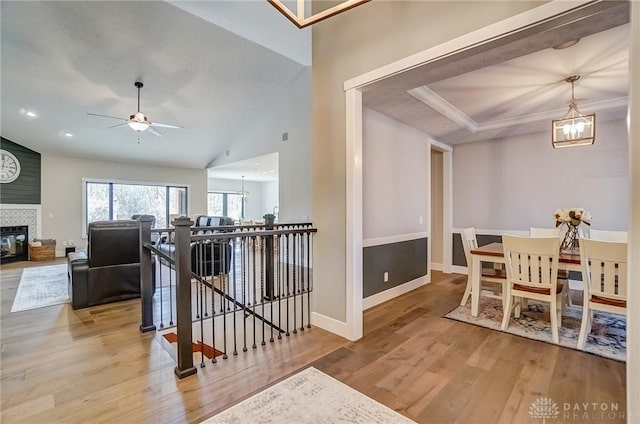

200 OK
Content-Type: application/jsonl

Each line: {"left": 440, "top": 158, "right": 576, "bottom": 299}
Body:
{"left": 1, "top": 225, "right": 29, "bottom": 263}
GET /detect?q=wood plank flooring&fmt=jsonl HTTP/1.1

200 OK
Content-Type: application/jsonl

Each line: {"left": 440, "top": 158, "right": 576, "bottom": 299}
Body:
{"left": 1, "top": 261, "right": 626, "bottom": 423}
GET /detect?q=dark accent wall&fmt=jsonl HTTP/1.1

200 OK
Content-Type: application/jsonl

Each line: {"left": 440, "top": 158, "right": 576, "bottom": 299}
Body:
{"left": 363, "top": 238, "right": 427, "bottom": 298}
{"left": 452, "top": 232, "right": 502, "bottom": 267}
{"left": 0, "top": 138, "right": 41, "bottom": 204}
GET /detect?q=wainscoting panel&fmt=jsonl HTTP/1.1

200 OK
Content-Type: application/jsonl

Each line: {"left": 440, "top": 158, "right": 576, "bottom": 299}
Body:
{"left": 452, "top": 232, "right": 502, "bottom": 267}
{"left": 363, "top": 237, "right": 427, "bottom": 298}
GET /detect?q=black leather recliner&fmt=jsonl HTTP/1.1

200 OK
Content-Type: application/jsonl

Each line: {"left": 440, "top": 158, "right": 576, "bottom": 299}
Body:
{"left": 68, "top": 220, "right": 152, "bottom": 309}
{"left": 156, "top": 215, "right": 234, "bottom": 277}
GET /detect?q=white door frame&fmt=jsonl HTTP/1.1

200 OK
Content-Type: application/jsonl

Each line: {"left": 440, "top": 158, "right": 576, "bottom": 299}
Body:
{"left": 344, "top": 2, "right": 639, "bottom": 416}
{"left": 429, "top": 138, "right": 453, "bottom": 274}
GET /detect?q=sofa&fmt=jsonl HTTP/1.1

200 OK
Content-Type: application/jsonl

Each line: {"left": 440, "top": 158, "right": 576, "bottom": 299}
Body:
{"left": 67, "top": 220, "right": 154, "bottom": 309}
{"left": 156, "top": 215, "right": 234, "bottom": 277}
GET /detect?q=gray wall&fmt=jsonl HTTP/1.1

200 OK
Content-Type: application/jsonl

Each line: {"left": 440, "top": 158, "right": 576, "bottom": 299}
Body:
{"left": 363, "top": 238, "right": 428, "bottom": 298}
{"left": 211, "top": 68, "right": 311, "bottom": 223}
{"left": 453, "top": 118, "right": 629, "bottom": 231}
{"left": 41, "top": 154, "right": 207, "bottom": 253}
{"left": 312, "top": 0, "right": 542, "bottom": 321}
{"left": 0, "top": 138, "right": 41, "bottom": 204}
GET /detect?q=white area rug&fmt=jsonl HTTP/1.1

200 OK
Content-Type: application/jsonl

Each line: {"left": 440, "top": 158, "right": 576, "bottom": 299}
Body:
{"left": 201, "top": 367, "right": 416, "bottom": 424}
{"left": 11, "top": 264, "right": 69, "bottom": 312}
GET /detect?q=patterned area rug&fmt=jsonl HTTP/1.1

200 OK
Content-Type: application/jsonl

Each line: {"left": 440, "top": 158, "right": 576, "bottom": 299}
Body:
{"left": 445, "top": 297, "right": 625, "bottom": 362}
{"left": 201, "top": 367, "right": 416, "bottom": 424}
{"left": 10, "top": 264, "right": 69, "bottom": 312}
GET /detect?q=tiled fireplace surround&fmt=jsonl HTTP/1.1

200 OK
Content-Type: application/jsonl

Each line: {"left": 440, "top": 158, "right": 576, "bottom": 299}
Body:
{"left": 0, "top": 204, "right": 42, "bottom": 242}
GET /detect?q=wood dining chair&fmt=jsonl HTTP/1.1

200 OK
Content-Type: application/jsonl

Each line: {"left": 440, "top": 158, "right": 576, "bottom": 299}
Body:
{"left": 459, "top": 227, "right": 506, "bottom": 307}
{"left": 577, "top": 238, "right": 627, "bottom": 350}
{"left": 501, "top": 235, "right": 566, "bottom": 343}
{"left": 529, "top": 227, "right": 574, "bottom": 304}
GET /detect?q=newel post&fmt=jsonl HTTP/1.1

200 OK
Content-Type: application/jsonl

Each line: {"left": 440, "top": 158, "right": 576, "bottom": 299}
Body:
{"left": 138, "top": 216, "right": 156, "bottom": 333}
{"left": 264, "top": 213, "right": 276, "bottom": 300}
{"left": 174, "top": 216, "right": 197, "bottom": 379}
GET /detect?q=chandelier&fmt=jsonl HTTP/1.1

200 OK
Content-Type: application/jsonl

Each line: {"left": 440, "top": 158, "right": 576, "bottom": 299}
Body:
{"left": 551, "top": 75, "right": 595, "bottom": 148}
{"left": 268, "top": 0, "right": 371, "bottom": 28}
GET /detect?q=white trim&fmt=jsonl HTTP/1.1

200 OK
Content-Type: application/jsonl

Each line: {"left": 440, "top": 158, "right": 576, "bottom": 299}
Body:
{"left": 431, "top": 263, "right": 444, "bottom": 272}
{"left": 409, "top": 86, "right": 627, "bottom": 133}
{"left": 344, "top": 1, "right": 594, "bottom": 91}
{"left": 362, "top": 231, "right": 428, "bottom": 248}
{"left": 311, "top": 311, "right": 354, "bottom": 341}
{"left": 442, "top": 149, "right": 453, "bottom": 273}
{"left": 429, "top": 137, "right": 453, "bottom": 153}
{"left": 363, "top": 274, "right": 430, "bottom": 310}
{"left": 345, "top": 88, "right": 363, "bottom": 341}
{"left": 451, "top": 227, "right": 529, "bottom": 237}
{"left": 409, "top": 87, "right": 478, "bottom": 132}
{"left": 452, "top": 265, "right": 469, "bottom": 276}
{"left": 627, "top": 1, "right": 640, "bottom": 419}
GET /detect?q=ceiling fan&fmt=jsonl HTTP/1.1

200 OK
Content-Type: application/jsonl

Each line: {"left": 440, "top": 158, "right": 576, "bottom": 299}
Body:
{"left": 87, "top": 81, "right": 183, "bottom": 138}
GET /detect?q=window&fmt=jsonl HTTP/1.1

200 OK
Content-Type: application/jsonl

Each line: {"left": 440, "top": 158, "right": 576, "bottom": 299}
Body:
{"left": 84, "top": 180, "right": 188, "bottom": 234}
{"left": 207, "top": 192, "right": 244, "bottom": 220}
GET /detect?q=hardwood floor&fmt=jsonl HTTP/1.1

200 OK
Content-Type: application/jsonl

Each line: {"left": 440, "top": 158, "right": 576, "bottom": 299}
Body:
{"left": 1, "top": 261, "right": 626, "bottom": 423}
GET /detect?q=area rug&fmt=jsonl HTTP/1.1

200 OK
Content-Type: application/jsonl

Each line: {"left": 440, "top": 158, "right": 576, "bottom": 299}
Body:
{"left": 11, "top": 264, "right": 69, "bottom": 312}
{"left": 200, "top": 366, "right": 416, "bottom": 423}
{"left": 445, "top": 298, "right": 625, "bottom": 362}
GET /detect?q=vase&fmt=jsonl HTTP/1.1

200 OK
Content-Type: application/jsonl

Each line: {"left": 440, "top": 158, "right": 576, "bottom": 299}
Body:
{"left": 560, "top": 223, "right": 580, "bottom": 253}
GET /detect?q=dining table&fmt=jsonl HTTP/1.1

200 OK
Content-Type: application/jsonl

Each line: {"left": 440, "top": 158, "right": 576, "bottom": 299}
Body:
{"left": 468, "top": 242, "right": 582, "bottom": 317}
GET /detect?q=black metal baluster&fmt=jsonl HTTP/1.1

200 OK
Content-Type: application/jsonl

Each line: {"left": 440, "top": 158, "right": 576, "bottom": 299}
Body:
{"left": 242, "top": 236, "right": 248, "bottom": 352}
{"left": 199, "top": 275, "right": 205, "bottom": 368}
{"left": 232, "top": 237, "right": 238, "bottom": 356}
{"left": 277, "top": 234, "right": 282, "bottom": 340}
{"left": 300, "top": 232, "right": 305, "bottom": 332}
{"left": 285, "top": 233, "right": 290, "bottom": 337}
{"left": 211, "top": 274, "right": 217, "bottom": 364}
{"left": 159, "top": 258, "right": 164, "bottom": 329}
{"left": 293, "top": 232, "right": 297, "bottom": 334}
{"left": 221, "top": 240, "right": 228, "bottom": 359}
{"left": 307, "top": 231, "right": 312, "bottom": 328}
{"left": 169, "top": 260, "right": 174, "bottom": 326}
{"left": 270, "top": 234, "right": 275, "bottom": 343}
{"left": 252, "top": 236, "right": 257, "bottom": 349}
{"left": 260, "top": 236, "right": 266, "bottom": 346}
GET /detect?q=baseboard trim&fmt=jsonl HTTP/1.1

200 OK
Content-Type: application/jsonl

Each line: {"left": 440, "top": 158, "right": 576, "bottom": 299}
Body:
{"left": 311, "top": 312, "right": 356, "bottom": 340}
{"left": 452, "top": 265, "right": 468, "bottom": 275}
{"left": 431, "top": 263, "right": 444, "bottom": 271}
{"left": 363, "top": 274, "right": 430, "bottom": 310}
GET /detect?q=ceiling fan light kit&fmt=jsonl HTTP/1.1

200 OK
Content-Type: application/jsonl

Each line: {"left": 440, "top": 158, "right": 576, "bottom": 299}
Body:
{"left": 551, "top": 75, "right": 595, "bottom": 149}
{"left": 87, "top": 81, "right": 182, "bottom": 141}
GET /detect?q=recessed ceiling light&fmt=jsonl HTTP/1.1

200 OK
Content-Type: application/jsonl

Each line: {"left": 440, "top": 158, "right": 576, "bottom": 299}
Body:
{"left": 269, "top": 170, "right": 275, "bottom": 173}
{"left": 552, "top": 39, "right": 580, "bottom": 50}
{"left": 263, "top": 171, "right": 268, "bottom": 174}
{"left": 64, "top": 132, "right": 74, "bottom": 138}
{"left": 253, "top": 162, "right": 260, "bottom": 166}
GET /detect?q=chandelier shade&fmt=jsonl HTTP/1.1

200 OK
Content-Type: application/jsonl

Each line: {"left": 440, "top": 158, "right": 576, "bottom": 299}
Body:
{"left": 551, "top": 75, "right": 595, "bottom": 149}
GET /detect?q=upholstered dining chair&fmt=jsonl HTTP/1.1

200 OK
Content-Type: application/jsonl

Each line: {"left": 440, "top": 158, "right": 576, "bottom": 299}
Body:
{"left": 577, "top": 238, "right": 627, "bottom": 350}
{"left": 459, "top": 227, "right": 506, "bottom": 307}
{"left": 501, "top": 235, "right": 566, "bottom": 343}
{"left": 588, "top": 229, "right": 628, "bottom": 242}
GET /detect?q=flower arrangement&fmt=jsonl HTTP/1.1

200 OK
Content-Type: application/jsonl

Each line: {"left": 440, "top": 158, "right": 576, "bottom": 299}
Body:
{"left": 554, "top": 207, "right": 592, "bottom": 228}
{"left": 554, "top": 208, "right": 591, "bottom": 253}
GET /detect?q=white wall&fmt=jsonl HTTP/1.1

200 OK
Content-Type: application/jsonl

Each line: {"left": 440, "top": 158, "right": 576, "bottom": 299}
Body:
{"left": 42, "top": 154, "right": 207, "bottom": 254}
{"left": 363, "top": 108, "right": 429, "bottom": 240}
{"left": 453, "top": 118, "right": 629, "bottom": 231}
{"left": 210, "top": 68, "right": 311, "bottom": 223}
{"left": 262, "top": 181, "right": 279, "bottom": 218}
{"left": 208, "top": 177, "right": 278, "bottom": 220}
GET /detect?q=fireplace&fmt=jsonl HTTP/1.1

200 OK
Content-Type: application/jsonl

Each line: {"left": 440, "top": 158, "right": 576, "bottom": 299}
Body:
{"left": 1, "top": 225, "right": 28, "bottom": 263}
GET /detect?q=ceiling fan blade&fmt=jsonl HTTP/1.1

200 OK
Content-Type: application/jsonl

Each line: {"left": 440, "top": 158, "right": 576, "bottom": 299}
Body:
{"left": 147, "top": 126, "right": 163, "bottom": 136}
{"left": 107, "top": 123, "right": 129, "bottom": 129}
{"left": 150, "top": 122, "right": 183, "bottom": 129}
{"left": 87, "top": 112, "right": 126, "bottom": 121}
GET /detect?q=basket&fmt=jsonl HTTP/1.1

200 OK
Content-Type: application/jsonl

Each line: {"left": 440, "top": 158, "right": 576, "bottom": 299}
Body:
{"left": 29, "top": 244, "right": 56, "bottom": 261}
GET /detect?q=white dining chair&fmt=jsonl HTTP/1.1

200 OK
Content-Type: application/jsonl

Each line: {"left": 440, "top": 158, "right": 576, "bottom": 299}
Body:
{"left": 530, "top": 227, "right": 574, "bottom": 304}
{"left": 459, "top": 227, "right": 506, "bottom": 307}
{"left": 529, "top": 227, "right": 561, "bottom": 237}
{"left": 588, "top": 229, "right": 628, "bottom": 242}
{"left": 577, "top": 239, "right": 627, "bottom": 350}
{"left": 501, "top": 235, "right": 566, "bottom": 343}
